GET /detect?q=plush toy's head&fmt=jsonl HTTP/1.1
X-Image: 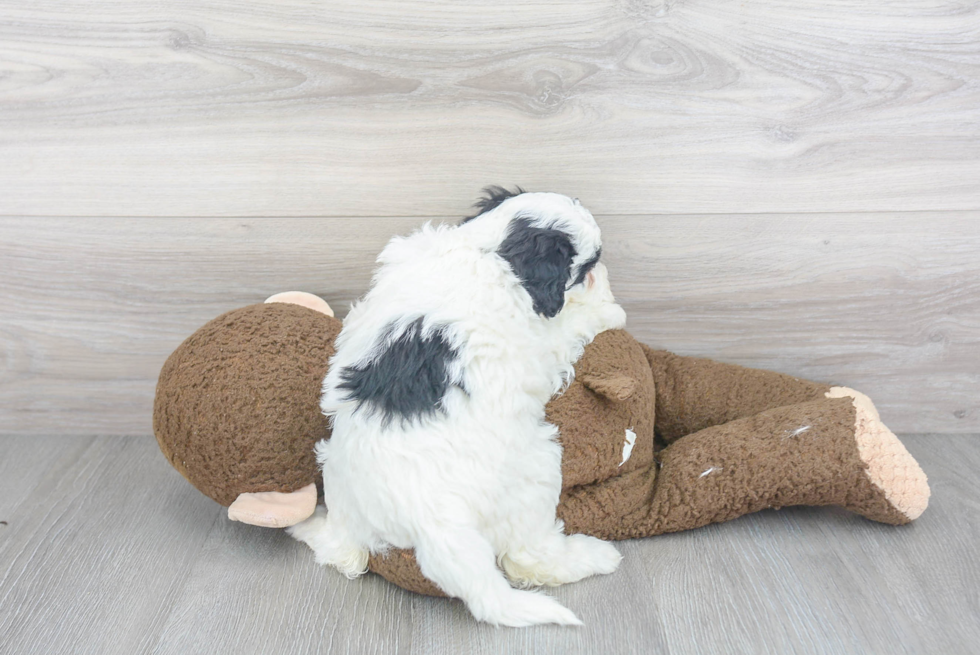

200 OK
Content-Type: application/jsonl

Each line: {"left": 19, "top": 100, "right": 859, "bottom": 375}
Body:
{"left": 154, "top": 298, "right": 341, "bottom": 515}
{"left": 548, "top": 329, "right": 655, "bottom": 490}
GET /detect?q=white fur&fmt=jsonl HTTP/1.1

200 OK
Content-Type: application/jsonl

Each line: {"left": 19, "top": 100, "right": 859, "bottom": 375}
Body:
{"left": 288, "top": 192, "right": 627, "bottom": 627}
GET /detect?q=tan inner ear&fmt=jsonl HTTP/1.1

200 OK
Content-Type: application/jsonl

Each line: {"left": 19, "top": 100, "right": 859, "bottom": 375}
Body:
{"left": 265, "top": 291, "right": 334, "bottom": 317}
{"left": 227, "top": 483, "right": 318, "bottom": 528}
{"left": 579, "top": 372, "right": 638, "bottom": 401}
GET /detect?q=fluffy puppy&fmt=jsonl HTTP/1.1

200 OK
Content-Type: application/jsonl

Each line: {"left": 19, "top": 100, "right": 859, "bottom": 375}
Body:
{"left": 289, "top": 188, "right": 627, "bottom": 626}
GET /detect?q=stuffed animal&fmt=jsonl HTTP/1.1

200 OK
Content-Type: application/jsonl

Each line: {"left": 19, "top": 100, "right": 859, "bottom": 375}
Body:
{"left": 154, "top": 292, "right": 930, "bottom": 597}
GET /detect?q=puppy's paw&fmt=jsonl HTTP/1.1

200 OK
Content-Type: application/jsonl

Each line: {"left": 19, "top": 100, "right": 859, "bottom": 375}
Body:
{"left": 474, "top": 589, "right": 582, "bottom": 628}
{"left": 286, "top": 506, "right": 369, "bottom": 578}
{"left": 566, "top": 534, "right": 622, "bottom": 578}
{"left": 598, "top": 302, "right": 627, "bottom": 332}
{"left": 285, "top": 505, "right": 329, "bottom": 545}
{"left": 501, "top": 534, "right": 622, "bottom": 587}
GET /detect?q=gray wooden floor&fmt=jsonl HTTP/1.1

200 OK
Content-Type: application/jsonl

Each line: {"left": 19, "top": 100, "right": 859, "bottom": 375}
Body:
{"left": 0, "top": 434, "right": 977, "bottom": 655}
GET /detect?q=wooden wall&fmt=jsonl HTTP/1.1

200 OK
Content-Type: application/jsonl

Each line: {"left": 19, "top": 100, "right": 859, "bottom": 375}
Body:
{"left": 1, "top": 0, "right": 978, "bottom": 435}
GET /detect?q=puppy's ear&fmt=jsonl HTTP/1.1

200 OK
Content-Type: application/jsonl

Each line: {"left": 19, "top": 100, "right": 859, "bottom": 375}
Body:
{"left": 497, "top": 216, "right": 576, "bottom": 318}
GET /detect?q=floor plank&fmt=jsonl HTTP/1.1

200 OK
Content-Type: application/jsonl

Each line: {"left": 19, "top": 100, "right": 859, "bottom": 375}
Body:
{"left": 0, "top": 436, "right": 95, "bottom": 518}
{"left": 0, "top": 435, "right": 977, "bottom": 654}
{"left": 148, "top": 520, "right": 416, "bottom": 655}
{"left": 0, "top": 437, "right": 221, "bottom": 655}
{"left": 0, "top": 0, "right": 977, "bottom": 216}
{"left": 2, "top": 214, "right": 977, "bottom": 436}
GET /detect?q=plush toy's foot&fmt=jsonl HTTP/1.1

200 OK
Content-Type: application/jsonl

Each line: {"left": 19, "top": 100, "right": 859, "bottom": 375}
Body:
{"left": 827, "top": 388, "right": 930, "bottom": 523}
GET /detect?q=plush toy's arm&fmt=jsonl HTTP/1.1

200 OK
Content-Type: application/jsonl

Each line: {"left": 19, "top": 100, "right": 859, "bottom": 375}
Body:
{"left": 641, "top": 345, "right": 832, "bottom": 443}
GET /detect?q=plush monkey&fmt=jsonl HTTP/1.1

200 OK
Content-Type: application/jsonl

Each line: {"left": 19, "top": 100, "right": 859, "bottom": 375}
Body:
{"left": 154, "top": 293, "right": 929, "bottom": 596}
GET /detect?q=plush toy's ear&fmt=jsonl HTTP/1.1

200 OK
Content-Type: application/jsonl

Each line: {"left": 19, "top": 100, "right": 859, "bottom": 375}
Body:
{"left": 497, "top": 216, "right": 576, "bottom": 318}
{"left": 579, "top": 372, "right": 638, "bottom": 401}
{"left": 265, "top": 291, "right": 334, "bottom": 317}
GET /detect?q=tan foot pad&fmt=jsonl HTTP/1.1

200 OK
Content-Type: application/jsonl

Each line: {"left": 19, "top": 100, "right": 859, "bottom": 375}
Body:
{"left": 827, "top": 387, "right": 930, "bottom": 521}
{"left": 227, "top": 483, "right": 318, "bottom": 528}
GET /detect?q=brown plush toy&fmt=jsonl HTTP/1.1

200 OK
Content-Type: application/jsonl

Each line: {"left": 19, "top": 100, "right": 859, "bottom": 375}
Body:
{"left": 154, "top": 293, "right": 930, "bottom": 597}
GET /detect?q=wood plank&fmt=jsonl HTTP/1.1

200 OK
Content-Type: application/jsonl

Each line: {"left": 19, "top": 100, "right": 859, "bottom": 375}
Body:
{"left": 617, "top": 213, "right": 980, "bottom": 435}
{"left": 0, "top": 436, "right": 94, "bottom": 522}
{"left": 0, "top": 435, "right": 977, "bottom": 654}
{"left": 0, "top": 216, "right": 423, "bottom": 437}
{"left": 148, "top": 511, "right": 417, "bottom": 655}
{"left": 2, "top": 213, "right": 977, "bottom": 436}
{"left": 0, "top": 436, "right": 224, "bottom": 655}
{"left": 0, "top": 0, "right": 978, "bottom": 216}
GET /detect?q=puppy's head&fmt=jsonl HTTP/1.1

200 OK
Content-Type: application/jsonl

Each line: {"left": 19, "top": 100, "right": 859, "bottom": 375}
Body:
{"left": 462, "top": 187, "right": 605, "bottom": 319}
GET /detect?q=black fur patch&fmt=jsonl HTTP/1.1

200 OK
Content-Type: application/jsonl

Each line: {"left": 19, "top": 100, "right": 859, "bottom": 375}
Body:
{"left": 572, "top": 247, "right": 601, "bottom": 286}
{"left": 497, "top": 215, "right": 576, "bottom": 318}
{"left": 337, "top": 318, "right": 463, "bottom": 425}
{"left": 461, "top": 185, "right": 526, "bottom": 223}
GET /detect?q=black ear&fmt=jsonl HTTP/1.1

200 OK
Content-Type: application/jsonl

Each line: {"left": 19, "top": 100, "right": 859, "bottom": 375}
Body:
{"left": 497, "top": 216, "right": 576, "bottom": 318}
{"left": 461, "top": 185, "right": 526, "bottom": 223}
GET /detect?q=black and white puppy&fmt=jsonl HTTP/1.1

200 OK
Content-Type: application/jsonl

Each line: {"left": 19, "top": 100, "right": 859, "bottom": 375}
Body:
{"left": 289, "top": 188, "right": 627, "bottom": 626}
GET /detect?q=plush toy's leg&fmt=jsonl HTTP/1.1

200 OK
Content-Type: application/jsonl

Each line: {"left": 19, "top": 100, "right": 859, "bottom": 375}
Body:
{"left": 367, "top": 548, "right": 447, "bottom": 597}
{"left": 641, "top": 345, "right": 832, "bottom": 443}
{"left": 559, "top": 394, "right": 929, "bottom": 540}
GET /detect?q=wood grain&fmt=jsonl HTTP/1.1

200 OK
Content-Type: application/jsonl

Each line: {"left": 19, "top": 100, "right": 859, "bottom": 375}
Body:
{"left": 148, "top": 514, "right": 417, "bottom": 655}
{"left": 615, "top": 213, "right": 980, "bottom": 434}
{"left": 2, "top": 213, "right": 977, "bottom": 437}
{"left": 0, "top": 436, "right": 222, "bottom": 655}
{"left": 0, "top": 434, "right": 976, "bottom": 654}
{"left": 0, "top": 0, "right": 977, "bottom": 216}
{"left": 0, "top": 436, "right": 95, "bottom": 519}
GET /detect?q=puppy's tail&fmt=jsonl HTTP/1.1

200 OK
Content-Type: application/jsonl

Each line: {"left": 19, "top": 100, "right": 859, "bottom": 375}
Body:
{"left": 412, "top": 526, "right": 582, "bottom": 627}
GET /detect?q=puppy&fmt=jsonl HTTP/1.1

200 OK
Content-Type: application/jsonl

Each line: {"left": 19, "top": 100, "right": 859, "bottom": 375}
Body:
{"left": 289, "top": 187, "right": 627, "bottom": 626}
